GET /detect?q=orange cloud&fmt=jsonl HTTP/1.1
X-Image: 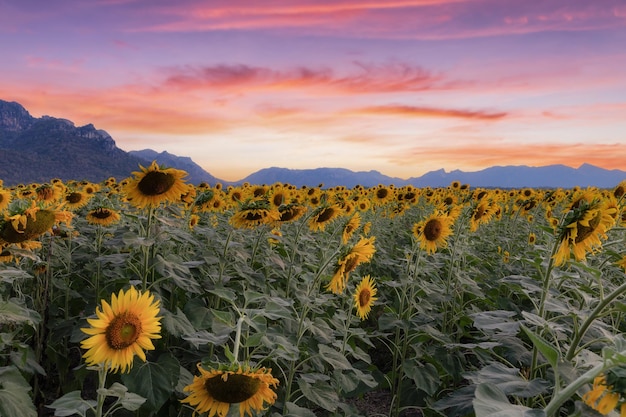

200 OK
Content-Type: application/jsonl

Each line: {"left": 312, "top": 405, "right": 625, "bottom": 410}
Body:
{"left": 348, "top": 104, "right": 507, "bottom": 120}
{"left": 389, "top": 142, "right": 626, "bottom": 173}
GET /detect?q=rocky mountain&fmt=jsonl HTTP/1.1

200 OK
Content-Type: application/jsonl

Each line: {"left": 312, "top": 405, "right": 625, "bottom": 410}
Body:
{"left": 0, "top": 100, "right": 149, "bottom": 185}
{"left": 1, "top": 99, "right": 624, "bottom": 189}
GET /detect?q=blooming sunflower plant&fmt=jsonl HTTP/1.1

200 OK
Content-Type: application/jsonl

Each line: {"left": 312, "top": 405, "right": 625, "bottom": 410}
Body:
{"left": 182, "top": 363, "right": 279, "bottom": 417}
{"left": 122, "top": 161, "right": 189, "bottom": 209}
{"left": 81, "top": 286, "right": 162, "bottom": 373}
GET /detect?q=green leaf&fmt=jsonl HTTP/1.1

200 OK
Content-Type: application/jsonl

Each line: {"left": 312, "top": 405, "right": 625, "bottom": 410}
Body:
{"left": 46, "top": 391, "right": 95, "bottom": 417}
{"left": 318, "top": 344, "right": 352, "bottom": 370}
{"left": 464, "top": 362, "right": 550, "bottom": 397}
{"left": 403, "top": 360, "right": 440, "bottom": 396}
{"left": 154, "top": 254, "right": 202, "bottom": 294}
{"left": 182, "top": 330, "right": 229, "bottom": 348}
{"left": 282, "top": 402, "right": 318, "bottom": 417}
{"left": 473, "top": 383, "right": 545, "bottom": 417}
{"left": 0, "top": 298, "right": 41, "bottom": 329}
{"left": 297, "top": 378, "right": 339, "bottom": 412}
{"left": 161, "top": 307, "right": 195, "bottom": 337}
{"left": 208, "top": 288, "right": 237, "bottom": 303}
{"left": 121, "top": 354, "right": 180, "bottom": 413}
{"left": 97, "top": 382, "right": 146, "bottom": 411}
{"left": 0, "top": 366, "right": 37, "bottom": 417}
{"left": 520, "top": 324, "right": 559, "bottom": 369}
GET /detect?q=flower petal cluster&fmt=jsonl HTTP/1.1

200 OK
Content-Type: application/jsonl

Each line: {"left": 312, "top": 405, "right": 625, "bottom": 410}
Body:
{"left": 182, "top": 363, "right": 279, "bottom": 417}
{"left": 81, "top": 286, "right": 162, "bottom": 373}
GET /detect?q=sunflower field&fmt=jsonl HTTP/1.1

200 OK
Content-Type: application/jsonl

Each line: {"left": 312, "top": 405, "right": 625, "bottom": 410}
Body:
{"left": 1, "top": 161, "right": 626, "bottom": 417}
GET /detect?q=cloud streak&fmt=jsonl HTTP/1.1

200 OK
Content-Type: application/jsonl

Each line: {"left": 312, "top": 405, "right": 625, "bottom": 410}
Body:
{"left": 162, "top": 61, "right": 448, "bottom": 94}
{"left": 348, "top": 104, "right": 507, "bottom": 120}
{"left": 389, "top": 142, "right": 626, "bottom": 174}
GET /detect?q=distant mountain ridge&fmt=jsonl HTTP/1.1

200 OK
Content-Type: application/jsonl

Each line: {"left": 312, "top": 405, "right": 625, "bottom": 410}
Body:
{"left": 0, "top": 99, "right": 624, "bottom": 188}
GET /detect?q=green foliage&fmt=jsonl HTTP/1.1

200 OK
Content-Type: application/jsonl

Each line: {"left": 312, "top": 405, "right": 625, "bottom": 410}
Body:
{"left": 0, "top": 178, "right": 625, "bottom": 417}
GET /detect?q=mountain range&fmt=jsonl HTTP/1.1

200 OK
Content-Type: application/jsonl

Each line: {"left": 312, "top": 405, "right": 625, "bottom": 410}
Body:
{"left": 0, "top": 99, "right": 624, "bottom": 189}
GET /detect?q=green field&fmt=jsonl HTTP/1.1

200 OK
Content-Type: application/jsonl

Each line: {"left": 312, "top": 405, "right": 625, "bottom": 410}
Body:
{"left": 1, "top": 163, "right": 625, "bottom": 417}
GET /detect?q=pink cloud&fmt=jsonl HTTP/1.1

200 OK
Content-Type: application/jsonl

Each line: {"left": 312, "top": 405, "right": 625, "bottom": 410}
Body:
{"left": 130, "top": 0, "right": 625, "bottom": 40}
{"left": 162, "top": 61, "right": 446, "bottom": 94}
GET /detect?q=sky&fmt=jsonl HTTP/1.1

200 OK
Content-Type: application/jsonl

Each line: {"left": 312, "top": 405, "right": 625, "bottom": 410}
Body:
{"left": 1, "top": 0, "right": 625, "bottom": 182}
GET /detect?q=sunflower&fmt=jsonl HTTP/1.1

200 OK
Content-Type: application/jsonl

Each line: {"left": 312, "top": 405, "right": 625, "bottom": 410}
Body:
{"left": 35, "top": 183, "right": 63, "bottom": 205}
{"left": 275, "top": 203, "right": 307, "bottom": 224}
{"left": 469, "top": 202, "right": 495, "bottom": 232}
{"left": 229, "top": 200, "right": 280, "bottom": 229}
{"left": 181, "top": 363, "right": 279, "bottom": 417}
{"left": 81, "top": 286, "right": 162, "bottom": 373}
{"left": 528, "top": 232, "right": 536, "bottom": 245}
{"left": 308, "top": 205, "right": 342, "bottom": 232}
{"left": 0, "top": 203, "right": 73, "bottom": 246}
{"left": 370, "top": 185, "right": 394, "bottom": 206}
{"left": 326, "top": 237, "right": 376, "bottom": 294}
{"left": 86, "top": 207, "right": 121, "bottom": 226}
{"left": 414, "top": 212, "right": 454, "bottom": 254}
{"left": 342, "top": 212, "right": 361, "bottom": 244}
{"left": 122, "top": 161, "right": 189, "bottom": 209}
{"left": 353, "top": 275, "right": 378, "bottom": 320}
{"left": 188, "top": 214, "right": 200, "bottom": 229}
{"left": 0, "top": 189, "right": 12, "bottom": 213}
{"left": 614, "top": 180, "right": 626, "bottom": 200}
{"left": 553, "top": 197, "right": 616, "bottom": 266}
{"left": 583, "top": 375, "right": 622, "bottom": 415}
{"left": 64, "top": 190, "right": 92, "bottom": 211}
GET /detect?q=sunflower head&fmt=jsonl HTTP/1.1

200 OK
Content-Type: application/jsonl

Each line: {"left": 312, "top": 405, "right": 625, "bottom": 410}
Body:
{"left": 81, "top": 286, "right": 162, "bottom": 373}
{"left": 353, "top": 275, "right": 378, "bottom": 320}
{"left": 122, "top": 161, "right": 189, "bottom": 209}
{"left": 229, "top": 199, "right": 281, "bottom": 229}
{"left": 182, "top": 363, "right": 279, "bottom": 417}
{"left": 86, "top": 207, "right": 121, "bottom": 227}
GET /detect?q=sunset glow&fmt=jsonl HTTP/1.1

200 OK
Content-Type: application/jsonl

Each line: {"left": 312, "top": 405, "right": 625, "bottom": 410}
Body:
{"left": 1, "top": 0, "right": 625, "bottom": 181}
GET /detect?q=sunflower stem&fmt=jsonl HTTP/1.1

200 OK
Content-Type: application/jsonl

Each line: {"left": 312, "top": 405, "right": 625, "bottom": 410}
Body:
{"left": 565, "top": 280, "right": 626, "bottom": 362}
{"left": 141, "top": 206, "right": 156, "bottom": 291}
{"left": 95, "top": 365, "right": 108, "bottom": 417}
{"left": 233, "top": 314, "right": 245, "bottom": 364}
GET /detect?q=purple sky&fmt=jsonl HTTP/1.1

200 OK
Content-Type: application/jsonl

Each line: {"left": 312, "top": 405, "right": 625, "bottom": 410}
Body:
{"left": 1, "top": 0, "right": 625, "bottom": 181}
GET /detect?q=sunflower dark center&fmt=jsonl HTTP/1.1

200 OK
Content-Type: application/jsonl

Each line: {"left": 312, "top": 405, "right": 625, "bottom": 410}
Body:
{"left": 138, "top": 172, "right": 175, "bottom": 196}
{"left": 474, "top": 207, "right": 486, "bottom": 221}
{"left": 273, "top": 193, "right": 284, "bottom": 207}
{"left": 343, "top": 254, "right": 360, "bottom": 273}
{"left": 376, "top": 189, "right": 389, "bottom": 199}
{"left": 279, "top": 208, "right": 298, "bottom": 222}
{"left": 523, "top": 200, "right": 537, "bottom": 211}
{"left": 615, "top": 186, "right": 625, "bottom": 198}
{"left": 92, "top": 209, "right": 113, "bottom": 219}
{"left": 575, "top": 212, "right": 602, "bottom": 244}
{"left": 66, "top": 192, "right": 83, "bottom": 204}
{"left": 105, "top": 312, "right": 142, "bottom": 349}
{"left": 423, "top": 219, "right": 442, "bottom": 241}
{"left": 358, "top": 289, "right": 371, "bottom": 307}
{"left": 316, "top": 208, "right": 335, "bottom": 223}
{"left": 244, "top": 211, "right": 264, "bottom": 221}
{"left": 204, "top": 373, "right": 261, "bottom": 403}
